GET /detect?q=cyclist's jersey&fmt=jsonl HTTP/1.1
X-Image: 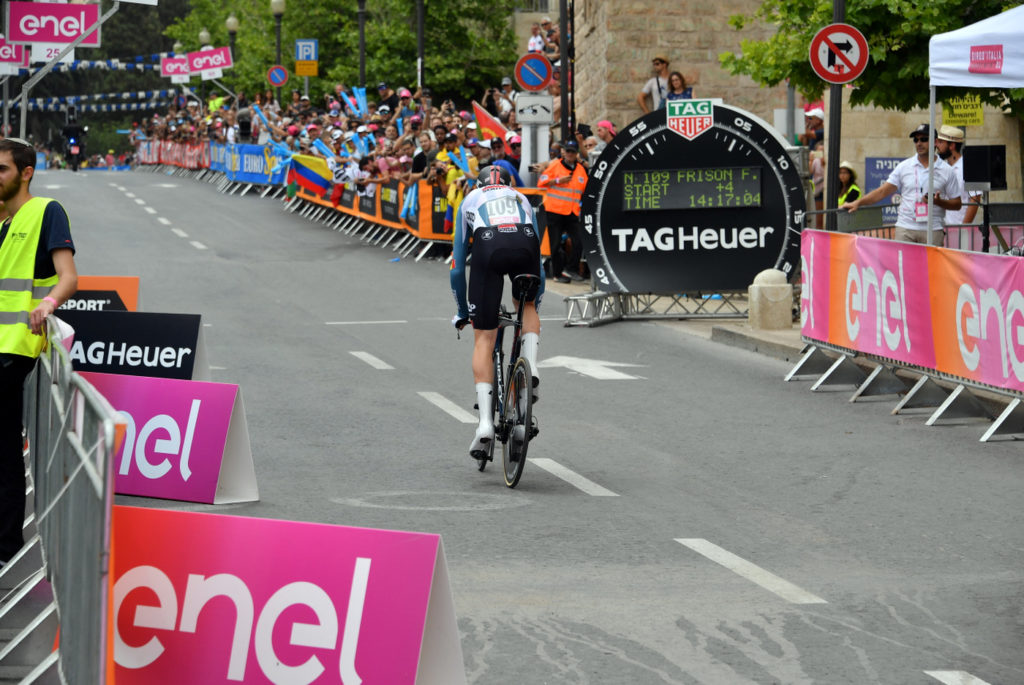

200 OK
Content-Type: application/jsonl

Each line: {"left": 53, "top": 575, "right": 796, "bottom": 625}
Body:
{"left": 450, "top": 183, "right": 545, "bottom": 323}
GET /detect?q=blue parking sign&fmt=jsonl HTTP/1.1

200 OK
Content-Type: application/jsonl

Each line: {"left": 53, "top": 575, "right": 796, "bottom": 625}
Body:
{"left": 295, "top": 39, "right": 318, "bottom": 61}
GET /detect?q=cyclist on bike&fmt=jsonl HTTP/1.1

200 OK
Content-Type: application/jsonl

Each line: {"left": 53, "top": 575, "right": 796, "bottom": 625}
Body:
{"left": 451, "top": 165, "right": 544, "bottom": 458}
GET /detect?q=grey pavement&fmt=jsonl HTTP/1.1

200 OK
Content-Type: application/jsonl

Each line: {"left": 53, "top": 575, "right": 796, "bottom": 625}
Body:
{"left": 30, "top": 168, "right": 1024, "bottom": 685}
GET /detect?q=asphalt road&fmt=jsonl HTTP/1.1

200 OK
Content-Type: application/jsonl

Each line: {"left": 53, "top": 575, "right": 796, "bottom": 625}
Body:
{"left": 38, "top": 167, "right": 1024, "bottom": 684}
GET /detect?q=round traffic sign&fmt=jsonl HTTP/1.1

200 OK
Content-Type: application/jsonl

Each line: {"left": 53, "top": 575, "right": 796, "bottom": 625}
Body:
{"left": 809, "top": 23, "right": 868, "bottom": 84}
{"left": 267, "top": 65, "right": 289, "bottom": 88}
{"left": 514, "top": 53, "right": 553, "bottom": 92}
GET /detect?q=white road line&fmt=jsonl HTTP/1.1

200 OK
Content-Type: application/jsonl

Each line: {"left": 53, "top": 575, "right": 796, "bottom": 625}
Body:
{"left": 117, "top": 186, "right": 127, "bottom": 191}
{"left": 925, "top": 671, "right": 994, "bottom": 685}
{"left": 350, "top": 351, "right": 394, "bottom": 370}
{"left": 124, "top": 192, "right": 135, "bottom": 197}
{"left": 171, "top": 228, "right": 188, "bottom": 238}
{"left": 190, "top": 241, "right": 208, "bottom": 250}
{"left": 144, "top": 207, "right": 157, "bottom": 214}
{"left": 325, "top": 320, "right": 408, "bottom": 325}
{"left": 418, "top": 392, "right": 476, "bottom": 424}
{"left": 675, "top": 538, "right": 828, "bottom": 605}
{"left": 157, "top": 217, "right": 171, "bottom": 225}
{"left": 134, "top": 198, "right": 145, "bottom": 205}
{"left": 530, "top": 458, "right": 619, "bottom": 496}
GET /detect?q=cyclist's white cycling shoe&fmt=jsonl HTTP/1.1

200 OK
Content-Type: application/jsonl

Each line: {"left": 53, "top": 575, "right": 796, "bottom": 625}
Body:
{"left": 469, "top": 424, "right": 494, "bottom": 460}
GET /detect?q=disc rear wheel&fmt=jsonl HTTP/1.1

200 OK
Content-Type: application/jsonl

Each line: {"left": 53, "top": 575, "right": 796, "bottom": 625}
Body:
{"left": 502, "top": 358, "right": 533, "bottom": 488}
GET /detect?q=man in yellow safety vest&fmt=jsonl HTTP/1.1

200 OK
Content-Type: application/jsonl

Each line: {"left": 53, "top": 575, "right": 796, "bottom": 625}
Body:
{"left": 0, "top": 137, "right": 78, "bottom": 567}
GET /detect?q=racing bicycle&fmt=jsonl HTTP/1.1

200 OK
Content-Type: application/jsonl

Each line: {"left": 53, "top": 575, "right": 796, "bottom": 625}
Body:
{"left": 470, "top": 273, "right": 541, "bottom": 487}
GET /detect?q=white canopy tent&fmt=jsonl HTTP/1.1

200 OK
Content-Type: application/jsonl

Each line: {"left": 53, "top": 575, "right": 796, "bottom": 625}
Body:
{"left": 925, "top": 5, "right": 1024, "bottom": 243}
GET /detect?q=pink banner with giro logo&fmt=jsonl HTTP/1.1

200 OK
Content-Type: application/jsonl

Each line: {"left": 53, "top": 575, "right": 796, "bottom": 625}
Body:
{"left": 800, "top": 230, "right": 1024, "bottom": 393}
{"left": 4, "top": 1, "right": 101, "bottom": 46}
{"left": 80, "top": 371, "right": 258, "bottom": 504}
{"left": 111, "top": 506, "right": 467, "bottom": 684}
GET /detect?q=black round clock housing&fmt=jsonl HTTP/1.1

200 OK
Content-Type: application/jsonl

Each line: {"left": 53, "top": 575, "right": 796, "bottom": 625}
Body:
{"left": 580, "top": 101, "right": 806, "bottom": 293}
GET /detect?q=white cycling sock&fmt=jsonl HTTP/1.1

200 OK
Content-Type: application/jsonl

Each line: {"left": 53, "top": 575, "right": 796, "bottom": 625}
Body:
{"left": 476, "top": 382, "right": 493, "bottom": 431}
{"left": 520, "top": 332, "right": 540, "bottom": 384}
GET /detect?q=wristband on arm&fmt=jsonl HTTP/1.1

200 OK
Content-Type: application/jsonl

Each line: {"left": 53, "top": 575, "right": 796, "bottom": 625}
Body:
{"left": 42, "top": 296, "right": 59, "bottom": 308}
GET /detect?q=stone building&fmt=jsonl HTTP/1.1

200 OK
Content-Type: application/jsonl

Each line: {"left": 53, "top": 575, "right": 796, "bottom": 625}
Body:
{"left": 526, "top": 1, "right": 1020, "bottom": 206}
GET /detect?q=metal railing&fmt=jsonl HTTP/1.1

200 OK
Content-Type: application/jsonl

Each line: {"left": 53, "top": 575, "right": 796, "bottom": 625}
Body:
{"left": 807, "top": 203, "right": 1024, "bottom": 253}
{"left": 1, "top": 324, "right": 122, "bottom": 684}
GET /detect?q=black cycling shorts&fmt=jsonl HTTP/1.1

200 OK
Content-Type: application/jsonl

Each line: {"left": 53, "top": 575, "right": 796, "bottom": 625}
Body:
{"left": 468, "top": 224, "right": 540, "bottom": 330}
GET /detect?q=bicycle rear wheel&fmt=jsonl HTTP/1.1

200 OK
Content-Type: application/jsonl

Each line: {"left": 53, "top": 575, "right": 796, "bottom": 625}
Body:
{"left": 501, "top": 357, "right": 533, "bottom": 488}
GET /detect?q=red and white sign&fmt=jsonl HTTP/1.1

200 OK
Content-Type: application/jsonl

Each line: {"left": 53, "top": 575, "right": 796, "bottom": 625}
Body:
{"left": 809, "top": 23, "right": 868, "bottom": 84}
{"left": 81, "top": 372, "right": 258, "bottom": 504}
{"left": 111, "top": 506, "right": 468, "bottom": 684}
{"left": 4, "top": 1, "right": 101, "bottom": 47}
{"left": 187, "top": 46, "right": 233, "bottom": 80}
{"left": 666, "top": 99, "right": 714, "bottom": 140}
{"left": 969, "top": 44, "right": 1004, "bottom": 74}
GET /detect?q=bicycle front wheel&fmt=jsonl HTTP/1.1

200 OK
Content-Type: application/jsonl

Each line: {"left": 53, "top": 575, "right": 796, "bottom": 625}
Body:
{"left": 501, "top": 357, "right": 533, "bottom": 488}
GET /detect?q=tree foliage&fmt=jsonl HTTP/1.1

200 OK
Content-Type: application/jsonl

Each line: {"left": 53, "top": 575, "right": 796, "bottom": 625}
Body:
{"left": 164, "top": 0, "right": 518, "bottom": 105}
{"left": 720, "top": 0, "right": 1024, "bottom": 118}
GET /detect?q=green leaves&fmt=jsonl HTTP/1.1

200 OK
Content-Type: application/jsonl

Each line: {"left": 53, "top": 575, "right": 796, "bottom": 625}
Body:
{"left": 720, "top": 0, "right": 1024, "bottom": 117}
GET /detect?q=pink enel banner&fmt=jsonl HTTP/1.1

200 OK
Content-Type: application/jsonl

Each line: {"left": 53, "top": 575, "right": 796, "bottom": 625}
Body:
{"left": 187, "top": 46, "right": 233, "bottom": 73}
{"left": 5, "top": 1, "right": 101, "bottom": 47}
{"left": 112, "top": 506, "right": 466, "bottom": 684}
{"left": 800, "top": 229, "right": 1024, "bottom": 393}
{"left": 0, "top": 36, "right": 27, "bottom": 64}
{"left": 160, "top": 55, "right": 190, "bottom": 78}
{"left": 80, "top": 371, "right": 258, "bottom": 504}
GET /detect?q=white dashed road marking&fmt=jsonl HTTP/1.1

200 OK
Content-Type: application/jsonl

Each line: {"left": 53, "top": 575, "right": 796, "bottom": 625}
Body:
{"left": 530, "top": 458, "right": 619, "bottom": 496}
{"left": 125, "top": 192, "right": 135, "bottom": 198}
{"left": 675, "top": 538, "right": 828, "bottom": 605}
{"left": 350, "top": 351, "right": 394, "bottom": 370}
{"left": 325, "top": 320, "right": 408, "bottom": 325}
{"left": 418, "top": 392, "right": 476, "bottom": 424}
{"left": 144, "top": 207, "right": 157, "bottom": 214}
{"left": 157, "top": 217, "right": 171, "bottom": 225}
{"left": 134, "top": 198, "right": 145, "bottom": 205}
{"left": 171, "top": 228, "right": 188, "bottom": 238}
{"left": 190, "top": 241, "right": 208, "bottom": 250}
{"left": 925, "top": 671, "right": 994, "bottom": 685}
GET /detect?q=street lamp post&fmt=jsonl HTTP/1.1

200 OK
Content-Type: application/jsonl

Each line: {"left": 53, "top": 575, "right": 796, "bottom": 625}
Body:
{"left": 271, "top": 0, "right": 285, "bottom": 107}
{"left": 226, "top": 14, "right": 239, "bottom": 62}
{"left": 358, "top": 0, "right": 366, "bottom": 88}
{"left": 198, "top": 29, "right": 211, "bottom": 102}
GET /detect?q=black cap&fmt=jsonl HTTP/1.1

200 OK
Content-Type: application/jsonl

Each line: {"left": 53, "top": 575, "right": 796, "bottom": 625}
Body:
{"left": 444, "top": 132, "right": 458, "bottom": 143}
{"left": 377, "top": 82, "right": 388, "bottom": 90}
{"left": 909, "top": 123, "right": 930, "bottom": 138}
{"left": 563, "top": 140, "right": 579, "bottom": 151}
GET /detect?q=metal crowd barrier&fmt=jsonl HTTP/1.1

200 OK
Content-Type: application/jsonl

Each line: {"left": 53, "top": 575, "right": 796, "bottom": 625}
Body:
{"left": 0, "top": 326, "right": 122, "bottom": 684}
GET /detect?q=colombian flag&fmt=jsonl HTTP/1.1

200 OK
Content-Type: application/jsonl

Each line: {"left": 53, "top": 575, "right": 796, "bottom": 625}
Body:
{"left": 287, "top": 154, "right": 332, "bottom": 196}
{"left": 472, "top": 101, "right": 508, "bottom": 142}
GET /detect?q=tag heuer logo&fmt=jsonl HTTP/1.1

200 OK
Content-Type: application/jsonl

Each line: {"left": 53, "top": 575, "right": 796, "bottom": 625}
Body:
{"left": 667, "top": 99, "right": 714, "bottom": 140}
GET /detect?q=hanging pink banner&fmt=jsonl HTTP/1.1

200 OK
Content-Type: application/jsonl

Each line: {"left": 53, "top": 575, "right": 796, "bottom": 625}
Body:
{"left": 160, "top": 55, "right": 190, "bottom": 78}
{"left": 4, "top": 1, "right": 101, "bottom": 47}
{"left": 111, "top": 506, "right": 467, "bottom": 684}
{"left": 186, "top": 46, "right": 233, "bottom": 73}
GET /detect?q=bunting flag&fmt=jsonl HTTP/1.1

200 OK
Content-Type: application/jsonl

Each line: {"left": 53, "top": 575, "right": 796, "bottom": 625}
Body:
{"left": 13, "top": 89, "right": 178, "bottom": 108}
{"left": 17, "top": 60, "right": 161, "bottom": 75}
{"left": 287, "top": 154, "right": 332, "bottom": 196}
{"left": 472, "top": 101, "right": 508, "bottom": 142}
